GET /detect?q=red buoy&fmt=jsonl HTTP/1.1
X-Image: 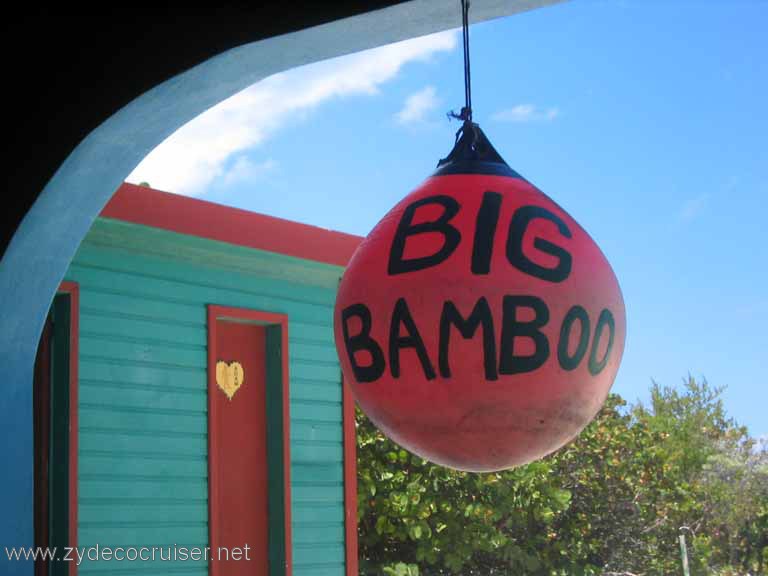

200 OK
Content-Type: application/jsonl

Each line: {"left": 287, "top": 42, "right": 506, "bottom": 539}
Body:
{"left": 334, "top": 125, "right": 625, "bottom": 472}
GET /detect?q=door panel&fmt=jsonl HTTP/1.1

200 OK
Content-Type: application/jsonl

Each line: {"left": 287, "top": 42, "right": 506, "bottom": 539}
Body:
{"left": 34, "top": 289, "right": 77, "bottom": 576}
{"left": 34, "top": 318, "right": 52, "bottom": 576}
{"left": 210, "top": 320, "right": 269, "bottom": 576}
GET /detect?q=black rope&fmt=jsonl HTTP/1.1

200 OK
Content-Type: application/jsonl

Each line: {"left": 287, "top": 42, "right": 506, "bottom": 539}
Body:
{"left": 437, "top": 0, "right": 512, "bottom": 171}
{"left": 448, "top": 0, "right": 473, "bottom": 128}
{"left": 461, "top": 0, "right": 472, "bottom": 122}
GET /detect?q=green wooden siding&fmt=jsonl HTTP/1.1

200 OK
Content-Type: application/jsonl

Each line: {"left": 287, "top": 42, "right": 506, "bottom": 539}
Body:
{"left": 66, "top": 218, "right": 348, "bottom": 576}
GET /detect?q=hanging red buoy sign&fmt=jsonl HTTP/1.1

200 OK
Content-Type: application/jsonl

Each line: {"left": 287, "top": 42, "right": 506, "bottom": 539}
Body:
{"left": 334, "top": 125, "right": 626, "bottom": 472}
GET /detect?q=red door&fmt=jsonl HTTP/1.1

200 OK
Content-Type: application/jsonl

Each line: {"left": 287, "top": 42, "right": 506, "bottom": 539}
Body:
{"left": 209, "top": 320, "right": 269, "bottom": 576}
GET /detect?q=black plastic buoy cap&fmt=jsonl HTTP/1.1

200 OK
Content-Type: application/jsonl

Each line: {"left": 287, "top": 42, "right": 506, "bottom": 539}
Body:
{"left": 433, "top": 121, "right": 524, "bottom": 179}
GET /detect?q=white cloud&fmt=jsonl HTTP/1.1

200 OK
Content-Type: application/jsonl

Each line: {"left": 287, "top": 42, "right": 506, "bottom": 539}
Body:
{"left": 679, "top": 193, "right": 710, "bottom": 222}
{"left": 396, "top": 86, "right": 440, "bottom": 124}
{"left": 492, "top": 104, "right": 560, "bottom": 123}
{"left": 128, "top": 31, "right": 457, "bottom": 196}
{"left": 222, "top": 157, "right": 276, "bottom": 187}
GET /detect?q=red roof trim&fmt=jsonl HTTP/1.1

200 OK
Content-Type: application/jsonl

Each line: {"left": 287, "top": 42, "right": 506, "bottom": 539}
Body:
{"left": 100, "top": 183, "right": 362, "bottom": 267}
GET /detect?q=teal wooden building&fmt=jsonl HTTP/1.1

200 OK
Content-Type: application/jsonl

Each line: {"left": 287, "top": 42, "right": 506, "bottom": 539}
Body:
{"left": 35, "top": 183, "right": 361, "bottom": 576}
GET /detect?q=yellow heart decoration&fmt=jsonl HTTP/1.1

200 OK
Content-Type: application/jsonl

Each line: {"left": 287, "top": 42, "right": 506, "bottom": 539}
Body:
{"left": 216, "top": 361, "right": 245, "bottom": 401}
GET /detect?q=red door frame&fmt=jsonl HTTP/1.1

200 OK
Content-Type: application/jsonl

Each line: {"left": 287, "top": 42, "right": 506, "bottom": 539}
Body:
{"left": 207, "top": 305, "right": 292, "bottom": 576}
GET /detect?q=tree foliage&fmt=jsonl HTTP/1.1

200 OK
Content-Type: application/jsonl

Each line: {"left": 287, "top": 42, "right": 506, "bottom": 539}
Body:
{"left": 357, "top": 377, "right": 767, "bottom": 575}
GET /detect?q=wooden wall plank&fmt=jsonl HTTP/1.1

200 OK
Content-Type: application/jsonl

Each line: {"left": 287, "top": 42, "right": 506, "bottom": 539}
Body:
{"left": 66, "top": 217, "right": 348, "bottom": 576}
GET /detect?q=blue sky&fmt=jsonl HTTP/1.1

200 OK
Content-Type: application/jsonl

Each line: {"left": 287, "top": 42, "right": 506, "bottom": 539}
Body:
{"left": 129, "top": 0, "right": 767, "bottom": 438}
